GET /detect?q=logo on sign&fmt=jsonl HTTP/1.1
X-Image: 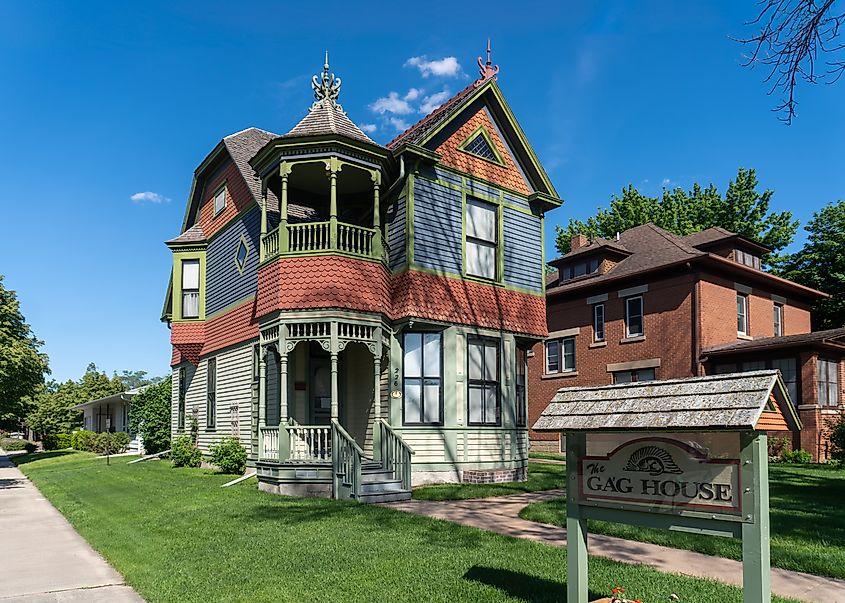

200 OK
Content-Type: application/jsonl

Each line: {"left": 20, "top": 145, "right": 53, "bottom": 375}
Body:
{"left": 579, "top": 437, "right": 741, "bottom": 515}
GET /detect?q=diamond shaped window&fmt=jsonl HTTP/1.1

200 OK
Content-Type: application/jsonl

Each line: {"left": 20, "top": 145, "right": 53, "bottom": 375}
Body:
{"left": 235, "top": 238, "right": 249, "bottom": 272}
{"left": 464, "top": 133, "right": 497, "bottom": 161}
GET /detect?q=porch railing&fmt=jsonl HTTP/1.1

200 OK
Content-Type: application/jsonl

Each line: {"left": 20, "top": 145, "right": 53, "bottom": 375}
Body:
{"left": 331, "top": 420, "right": 363, "bottom": 500}
{"left": 261, "top": 221, "right": 380, "bottom": 262}
{"left": 378, "top": 419, "right": 415, "bottom": 491}
{"left": 260, "top": 426, "right": 279, "bottom": 459}
{"left": 286, "top": 423, "right": 332, "bottom": 462}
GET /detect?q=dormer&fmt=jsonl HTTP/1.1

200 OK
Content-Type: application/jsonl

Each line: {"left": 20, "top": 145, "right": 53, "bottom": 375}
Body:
{"left": 684, "top": 227, "right": 770, "bottom": 271}
{"left": 549, "top": 234, "right": 631, "bottom": 284}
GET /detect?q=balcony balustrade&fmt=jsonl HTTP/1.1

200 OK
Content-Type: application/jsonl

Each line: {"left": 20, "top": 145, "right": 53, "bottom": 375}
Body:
{"left": 261, "top": 220, "right": 383, "bottom": 262}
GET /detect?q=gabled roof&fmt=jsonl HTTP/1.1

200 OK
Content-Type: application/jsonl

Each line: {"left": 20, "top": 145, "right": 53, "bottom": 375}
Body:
{"left": 533, "top": 370, "right": 801, "bottom": 432}
{"left": 282, "top": 98, "right": 377, "bottom": 145}
{"left": 387, "top": 82, "right": 479, "bottom": 150}
{"left": 703, "top": 327, "right": 845, "bottom": 356}
{"left": 166, "top": 224, "right": 205, "bottom": 245}
{"left": 551, "top": 237, "right": 631, "bottom": 263}
{"left": 222, "top": 127, "right": 277, "bottom": 203}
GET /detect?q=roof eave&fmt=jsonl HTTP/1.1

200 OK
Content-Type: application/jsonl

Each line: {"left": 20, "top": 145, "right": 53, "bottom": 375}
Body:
{"left": 703, "top": 254, "right": 829, "bottom": 299}
{"left": 250, "top": 134, "right": 391, "bottom": 177}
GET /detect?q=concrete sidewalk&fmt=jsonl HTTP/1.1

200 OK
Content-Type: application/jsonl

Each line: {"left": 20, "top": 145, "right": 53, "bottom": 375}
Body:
{"left": 385, "top": 490, "right": 845, "bottom": 603}
{"left": 0, "top": 453, "right": 143, "bottom": 602}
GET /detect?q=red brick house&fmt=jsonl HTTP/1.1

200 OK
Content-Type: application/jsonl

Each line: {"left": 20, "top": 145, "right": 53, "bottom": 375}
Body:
{"left": 528, "top": 223, "right": 845, "bottom": 461}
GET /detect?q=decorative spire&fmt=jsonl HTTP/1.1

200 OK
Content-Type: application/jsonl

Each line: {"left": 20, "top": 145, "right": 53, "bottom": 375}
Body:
{"left": 476, "top": 38, "right": 499, "bottom": 83}
{"left": 311, "top": 51, "right": 343, "bottom": 111}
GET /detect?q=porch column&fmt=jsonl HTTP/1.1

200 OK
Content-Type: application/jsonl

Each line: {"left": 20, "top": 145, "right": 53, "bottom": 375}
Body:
{"left": 280, "top": 162, "right": 291, "bottom": 253}
{"left": 328, "top": 157, "right": 339, "bottom": 249}
{"left": 371, "top": 170, "right": 384, "bottom": 259}
{"left": 260, "top": 181, "right": 268, "bottom": 237}
{"left": 279, "top": 347, "right": 291, "bottom": 462}
{"left": 330, "top": 352, "right": 339, "bottom": 421}
{"left": 258, "top": 347, "right": 267, "bottom": 458}
{"left": 372, "top": 355, "right": 382, "bottom": 460}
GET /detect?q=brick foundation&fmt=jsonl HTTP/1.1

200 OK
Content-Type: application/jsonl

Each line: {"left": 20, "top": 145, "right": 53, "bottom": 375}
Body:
{"left": 461, "top": 467, "right": 527, "bottom": 484}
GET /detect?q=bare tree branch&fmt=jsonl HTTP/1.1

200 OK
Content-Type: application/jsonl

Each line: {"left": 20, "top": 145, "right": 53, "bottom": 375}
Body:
{"left": 736, "top": 0, "right": 845, "bottom": 124}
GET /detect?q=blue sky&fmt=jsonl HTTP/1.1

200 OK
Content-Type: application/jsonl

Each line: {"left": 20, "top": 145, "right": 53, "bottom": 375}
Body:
{"left": 1, "top": 1, "right": 843, "bottom": 383}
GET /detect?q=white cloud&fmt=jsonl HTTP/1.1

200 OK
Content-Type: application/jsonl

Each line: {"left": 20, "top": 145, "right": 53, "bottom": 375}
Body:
{"left": 404, "top": 88, "right": 422, "bottom": 101}
{"left": 359, "top": 123, "right": 378, "bottom": 134}
{"left": 419, "top": 89, "right": 450, "bottom": 114}
{"left": 369, "top": 91, "right": 414, "bottom": 115}
{"left": 661, "top": 178, "right": 672, "bottom": 187}
{"left": 405, "top": 56, "right": 461, "bottom": 78}
{"left": 130, "top": 191, "right": 169, "bottom": 204}
{"left": 388, "top": 117, "right": 410, "bottom": 132}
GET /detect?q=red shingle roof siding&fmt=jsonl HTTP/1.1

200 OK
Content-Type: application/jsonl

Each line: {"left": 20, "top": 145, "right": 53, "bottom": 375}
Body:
{"left": 257, "top": 256, "right": 391, "bottom": 318}
{"left": 197, "top": 160, "right": 255, "bottom": 240}
{"left": 202, "top": 298, "right": 259, "bottom": 356}
{"left": 391, "top": 271, "right": 547, "bottom": 337}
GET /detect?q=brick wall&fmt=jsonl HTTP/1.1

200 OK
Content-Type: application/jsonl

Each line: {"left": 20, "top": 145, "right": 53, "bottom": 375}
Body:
{"left": 462, "top": 467, "right": 527, "bottom": 484}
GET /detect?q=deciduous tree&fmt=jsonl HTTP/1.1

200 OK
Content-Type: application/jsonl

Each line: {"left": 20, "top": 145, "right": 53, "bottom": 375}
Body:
{"left": 128, "top": 379, "right": 171, "bottom": 454}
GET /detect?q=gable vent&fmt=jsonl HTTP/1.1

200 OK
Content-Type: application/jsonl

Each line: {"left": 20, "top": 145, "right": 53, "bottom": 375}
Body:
{"left": 464, "top": 133, "right": 497, "bottom": 161}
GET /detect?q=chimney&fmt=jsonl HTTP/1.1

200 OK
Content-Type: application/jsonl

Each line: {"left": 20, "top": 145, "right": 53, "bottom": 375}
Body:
{"left": 571, "top": 233, "right": 588, "bottom": 252}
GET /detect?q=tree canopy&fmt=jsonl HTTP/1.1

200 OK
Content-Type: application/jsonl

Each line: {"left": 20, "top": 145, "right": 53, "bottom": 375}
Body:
{"left": 0, "top": 275, "right": 49, "bottom": 430}
{"left": 554, "top": 168, "right": 798, "bottom": 264}
{"left": 776, "top": 200, "right": 845, "bottom": 329}
{"left": 127, "top": 379, "right": 171, "bottom": 454}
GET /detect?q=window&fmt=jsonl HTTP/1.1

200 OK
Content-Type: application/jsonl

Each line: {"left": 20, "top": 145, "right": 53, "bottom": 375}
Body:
{"left": 515, "top": 347, "right": 527, "bottom": 427}
{"left": 625, "top": 296, "right": 644, "bottom": 337}
{"left": 466, "top": 198, "right": 497, "bottom": 280}
{"left": 206, "top": 357, "right": 217, "bottom": 428}
{"left": 464, "top": 133, "right": 497, "bottom": 161}
{"left": 178, "top": 367, "right": 187, "bottom": 430}
{"left": 545, "top": 337, "right": 575, "bottom": 374}
{"left": 252, "top": 344, "right": 260, "bottom": 383}
{"left": 403, "top": 332, "right": 442, "bottom": 424}
{"left": 737, "top": 294, "right": 749, "bottom": 336}
{"left": 818, "top": 359, "right": 840, "bottom": 407}
{"left": 468, "top": 337, "right": 500, "bottom": 425}
{"left": 560, "top": 257, "right": 600, "bottom": 282}
{"left": 593, "top": 304, "right": 605, "bottom": 342}
{"left": 735, "top": 249, "right": 761, "bottom": 270}
{"left": 773, "top": 303, "right": 783, "bottom": 337}
{"left": 235, "top": 238, "right": 249, "bottom": 273}
{"left": 613, "top": 368, "right": 656, "bottom": 384}
{"left": 181, "top": 259, "right": 200, "bottom": 319}
{"left": 213, "top": 187, "right": 226, "bottom": 215}
{"left": 771, "top": 358, "right": 799, "bottom": 406}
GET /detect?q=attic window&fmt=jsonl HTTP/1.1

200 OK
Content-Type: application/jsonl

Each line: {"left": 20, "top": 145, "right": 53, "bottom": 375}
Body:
{"left": 464, "top": 133, "right": 498, "bottom": 161}
{"left": 735, "top": 248, "right": 761, "bottom": 270}
{"left": 213, "top": 187, "right": 227, "bottom": 215}
{"left": 560, "top": 257, "right": 600, "bottom": 282}
{"left": 235, "top": 236, "right": 249, "bottom": 273}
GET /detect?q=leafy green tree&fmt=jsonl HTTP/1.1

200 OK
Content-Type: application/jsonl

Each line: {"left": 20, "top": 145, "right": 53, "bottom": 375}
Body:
{"left": 0, "top": 275, "right": 49, "bottom": 430}
{"left": 114, "top": 370, "right": 164, "bottom": 390}
{"left": 776, "top": 201, "right": 845, "bottom": 329}
{"left": 128, "top": 379, "right": 172, "bottom": 454}
{"left": 555, "top": 168, "right": 798, "bottom": 266}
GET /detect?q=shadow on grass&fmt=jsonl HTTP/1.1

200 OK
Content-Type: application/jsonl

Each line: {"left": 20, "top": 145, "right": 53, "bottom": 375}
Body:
{"left": 11, "top": 450, "right": 77, "bottom": 466}
{"left": 463, "top": 566, "right": 602, "bottom": 602}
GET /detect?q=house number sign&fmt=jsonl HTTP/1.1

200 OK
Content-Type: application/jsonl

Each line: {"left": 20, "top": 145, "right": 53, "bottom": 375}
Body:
{"left": 579, "top": 436, "right": 741, "bottom": 516}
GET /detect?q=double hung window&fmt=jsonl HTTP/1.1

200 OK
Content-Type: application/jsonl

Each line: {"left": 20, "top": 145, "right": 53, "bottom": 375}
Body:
{"left": 181, "top": 259, "right": 200, "bottom": 319}
{"left": 466, "top": 198, "right": 497, "bottom": 280}
{"left": 403, "top": 332, "right": 442, "bottom": 424}
{"left": 625, "top": 296, "right": 644, "bottom": 337}
{"left": 593, "top": 304, "right": 605, "bottom": 342}
{"left": 515, "top": 348, "right": 527, "bottom": 427}
{"left": 213, "top": 187, "right": 226, "bottom": 215}
{"left": 818, "top": 359, "right": 841, "bottom": 407}
{"left": 773, "top": 303, "right": 783, "bottom": 337}
{"left": 178, "top": 367, "right": 187, "bottom": 430}
{"left": 545, "top": 337, "right": 575, "bottom": 374}
{"left": 468, "top": 337, "right": 500, "bottom": 425}
{"left": 737, "top": 294, "right": 749, "bottom": 336}
{"left": 206, "top": 357, "right": 217, "bottom": 429}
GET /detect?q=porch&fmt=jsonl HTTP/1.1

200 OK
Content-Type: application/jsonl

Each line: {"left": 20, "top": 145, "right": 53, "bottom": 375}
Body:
{"left": 255, "top": 317, "right": 413, "bottom": 502}
{"left": 71, "top": 389, "right": 143, "bottom": 452}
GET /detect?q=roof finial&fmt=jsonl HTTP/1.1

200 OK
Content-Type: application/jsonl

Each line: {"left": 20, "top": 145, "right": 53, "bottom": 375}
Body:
{"left": 476, "top": 38, "right": 499, "bottom": 83}
{"left": 311, "top": 51, "right": 343, "bottom": 111}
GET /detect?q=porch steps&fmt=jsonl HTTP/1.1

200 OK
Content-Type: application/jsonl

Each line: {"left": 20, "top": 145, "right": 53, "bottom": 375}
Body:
{"left": 352, "top": 461, "right": 412, "bottom": 503}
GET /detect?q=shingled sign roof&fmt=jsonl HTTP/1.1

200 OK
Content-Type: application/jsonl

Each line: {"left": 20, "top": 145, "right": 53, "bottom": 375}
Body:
{"left": 533, "top": 370, "right": 801, "bottom": 432}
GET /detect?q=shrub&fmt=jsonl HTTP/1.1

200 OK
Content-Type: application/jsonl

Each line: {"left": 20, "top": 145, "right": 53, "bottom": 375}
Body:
{"left": 781, "top": 448, "right": 813, "bottom": 464}
{"left": 767, "top": 435, "right": 791, "bottom": 459}
{"left": 72, "top": 430, "right": 97, "bottom": 451}
{"left": 210, "top": 437, "right": 247, "bottom": 474}
{"left": 831, "top": 415, "right": 845, "bottom": 461}
{"left": 171, "top": 435, "right": 201, "bottom": 468}
{"left": 42, "top": 433, "right": 72, "bottom": 450}
{"left": 0, "top": 437, "right": 36, "bottom": 453}
{"left": 69, "top": 430, "right": 130, "bottom": 454}
{"left": 128, "top": 380, "right": 171, "bottom": 454}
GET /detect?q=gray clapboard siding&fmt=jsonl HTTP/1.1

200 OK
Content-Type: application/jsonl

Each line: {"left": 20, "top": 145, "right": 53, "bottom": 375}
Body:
{"left": 206, "top": 206, "right": 261, "bottom": 316}
{"left": 503, "top": 207, "right": 543, "bottom": 292}
{"left": 387, "top": 195, "right": 406, "bottom": 269}
{"left": 212, "top": 343, "right": 254, "bottom": 445}
{"left": 412, "top": 178, "right": 462, "bottom": 273}
{"left": 434, "top": 167, "right": 463, "bottom": 187}
{"left": 503, "top": 192, "right": 530, "bottom": 212}
{"left": 465, "top": 178, "right": 499, "bottom": 200}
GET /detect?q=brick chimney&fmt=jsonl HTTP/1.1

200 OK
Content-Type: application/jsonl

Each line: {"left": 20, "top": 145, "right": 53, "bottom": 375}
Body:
{"left": 571, "top": 233, "right": 588, "bottom": 251}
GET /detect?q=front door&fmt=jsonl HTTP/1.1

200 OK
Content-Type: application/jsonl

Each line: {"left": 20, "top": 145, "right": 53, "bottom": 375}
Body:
{"left": 311, "top": 358, "right": 332, "bottom": 425}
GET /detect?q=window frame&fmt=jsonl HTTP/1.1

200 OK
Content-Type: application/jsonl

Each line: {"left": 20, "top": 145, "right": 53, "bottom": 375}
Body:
{"left": 625, "top": 295, "right": 644, "bottom": 338}
{"left": 773, "top": 303, "right": 783, "bottom": 337}
{"left": 515, "top": 347, "right": 527, "bottom": 427}
{"left": 181, "top": 259, "right": 200, "bottom": 319}
{"left": 178, "top": 367, "right": 187, "bottom": 431}
{"left": 544, "top": 337, "right": 576, "bottom": 375}
{"left": 465, "top": 196, "right": 499, "bottom": 281}
{"left": 252, "top": 344, "right": 260, "bottom": 383}
{"left": 818, "top": 358, "right": 840, "bottom": 407}
{"left": 593, "top": 303, "right": 605, "bottom": 342}
{"left": 467, "top": 336, "right": 501, "bottom": 427}
{"left": 213, "top": 185, "right": 227, "bottom": 216}
{"left": 402, "top": 331, "right": 444, "bottom": 426}
{"left": 206, "top": 357, "right": 217, "bottom": 429}
{"left": 737, "top": 293, "right": 749, "bottom": 336}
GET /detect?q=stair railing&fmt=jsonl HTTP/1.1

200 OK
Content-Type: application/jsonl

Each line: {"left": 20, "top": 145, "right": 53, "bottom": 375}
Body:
{"left": 377, "top": 419, "right": 415, "bottom": 491}
{"left": 331, "top": 420, "right": 363, "bottom": 500}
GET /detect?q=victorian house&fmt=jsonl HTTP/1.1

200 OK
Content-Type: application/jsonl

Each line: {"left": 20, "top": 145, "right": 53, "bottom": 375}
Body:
{"left": 162, "top": 52, "right": 560, "bottom": 501}
{"left": 528, "top": 225, "right": 844, "bottom": 461}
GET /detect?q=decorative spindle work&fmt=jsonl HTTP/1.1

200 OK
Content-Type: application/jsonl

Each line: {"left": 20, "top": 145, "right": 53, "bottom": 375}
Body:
{"left": 312, "top": 51, "right": 343, "bottom": 110}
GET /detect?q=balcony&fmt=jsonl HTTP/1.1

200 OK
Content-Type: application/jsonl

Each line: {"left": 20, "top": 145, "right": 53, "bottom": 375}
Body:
{"left": 261, "top": 220, "right": 384, "bottom": 262}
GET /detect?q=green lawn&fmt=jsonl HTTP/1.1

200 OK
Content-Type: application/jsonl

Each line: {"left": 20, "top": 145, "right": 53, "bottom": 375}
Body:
{"left": 528, "top": 451, "right": 567, "bottom": 462}
{"left": 520, "top": 463, "right": 845, "bottom": 580}
{"left": 12, "top": 451, "right": 800, "bottom": 603}
{"left": 412, "top": 462, "right": 565, "bottom": 500}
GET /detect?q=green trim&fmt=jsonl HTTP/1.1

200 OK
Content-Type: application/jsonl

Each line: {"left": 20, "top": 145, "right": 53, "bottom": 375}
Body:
{"left": 250, "top": 136, "right": 390, "bottom": 176}
{"left": 460, "top": 178, "right": 467, "bottom": 277}
{"left": 234, "top": 233, "right": 250, "bottom": 275}
{"left": 171, "top": 250, "right": 206, "bottom": 322}
{"left": 496, "top": 189, "right": 505, "bottom": 282}
{"left": 414, "top": 170, "right": 538, "bottom": 218}
{"left": 406, "top": 169, "right": 415, "bottom": 264}
{"left": 398, "top": 264, "right": 544, "bottom": 297}
{"left": 456, "top": 123, "right": 506, "bottom": 166}
{"left": 391, "top": 143, "right": 441, "bottom": 163}
{"left": 541, "top": 215, "right": 546, "bottom": 295}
